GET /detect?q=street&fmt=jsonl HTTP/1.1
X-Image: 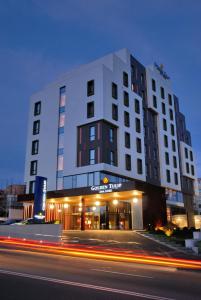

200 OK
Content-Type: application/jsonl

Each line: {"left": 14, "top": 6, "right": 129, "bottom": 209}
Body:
{"left": 0, "top": 244, "right": 201, "bottom": 300}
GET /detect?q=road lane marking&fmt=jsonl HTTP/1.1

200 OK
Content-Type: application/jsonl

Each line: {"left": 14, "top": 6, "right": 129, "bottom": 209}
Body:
{"left": 0, "top": 269, "right": 174, "bottom": 300}
{"left": 91, "top": 268, "right": 153, "bottom": 279}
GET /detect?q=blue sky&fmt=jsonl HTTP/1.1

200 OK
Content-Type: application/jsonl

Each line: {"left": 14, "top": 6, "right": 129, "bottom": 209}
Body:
{"left": 0, "top": 0, "right": 201, "bottom": 187}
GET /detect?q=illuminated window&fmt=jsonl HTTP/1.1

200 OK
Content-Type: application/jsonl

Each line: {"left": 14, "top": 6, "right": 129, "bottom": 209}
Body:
{"left": 59, "top": 86, "right": 66, "bottom": 107}
{"left": 109, "top": 128, "right": 114, "bottom": 142}
{"left": 89, "top": 149, "right": 95, "bottom": 165}
{"left": 57, "top": 155, "right": 64, "bottom": 171}
{"left": 59, "top": 113, "right": 65, "bottom": 127}
{"left": 89, "top": 126, "right": 96, "bottom": 141}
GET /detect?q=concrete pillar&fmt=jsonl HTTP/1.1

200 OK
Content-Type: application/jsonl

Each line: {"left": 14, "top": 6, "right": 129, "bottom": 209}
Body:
{"left": 131, "top": 198, "right": 143, "bottom": 230}
{"left": 81, "top": 198, "right": 85, "bottom": 231}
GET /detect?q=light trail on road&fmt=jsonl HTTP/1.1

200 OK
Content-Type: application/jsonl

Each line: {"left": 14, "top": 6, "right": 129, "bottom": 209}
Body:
{"left": 0, "top": 237, "right": 201, "bottom": 270}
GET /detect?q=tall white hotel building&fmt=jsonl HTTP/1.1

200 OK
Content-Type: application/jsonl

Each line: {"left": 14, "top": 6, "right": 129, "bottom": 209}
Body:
{"left": 19, "top": 49, "right": 197, "bottom": 230}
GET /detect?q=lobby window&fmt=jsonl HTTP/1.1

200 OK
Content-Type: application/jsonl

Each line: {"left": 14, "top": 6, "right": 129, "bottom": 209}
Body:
{"left": 135, "top": 118, "right": 141, "bottom": 133}
{"left": 135, "top": 99, "right": 140, "bottom": 114}
{"left": 89, "top": 126, "right": 96, "bottom": 141}
{"left": 29, "top": 181, "right": 35, "bottom": 194}
{"left": 109, "top": 128, "right": 114, "bottom": 142}
{"left": 160, "top": 87, "right": 165, "bottom": 99}
{"left": 169, "top": 109, "right": 174, "bottom": 121}
{"left": 171, "top": 124, "right": 175, "bottom": 136}
{"left": 112, "top": 104, "right": 118, "bottom": 121}
{"left": 164, "top": 135, "right": 168, "bottom": 148}
{"left": 31, "top": 140, "right": 39, "bottom": 155}
{"left": 34, "top": 101, "right": 41, "bottom": 116}
{"left": 166, "top": 169, "right": 171, "bottom": 183}
{"left": 190, "top": 151, "right": 193, "bottom": 161}
{"left": 30, "top": 160, "right": 37, "bottom": 176}
{"left": 137, "top": 158, "right": 143, "bottom": 174}
{"left": 191, "top": 165, "right": 195, "bottom": 176}
{"left": 112, "top": 82, "right": 118, "bottom": 99}
{"left": 59, "top": 86, "right": 66, "bottom": 107}
{"left": 165, "top": 152, "right": 169, "bottom": 165}
{"left": 173, "top": 156, "right": 177, "bottom": 168}
{"left": 168, "top": 94, "right": 172, "bottom": 106}
{"left": 87, "top": 80, "right": 94, "bottom": 96}
{"left": 186, "top": 162, "right": 190, "bottom": 174}
{"left": 125, "top": 154, "right": 131, "bottom": 171}
{"left": 136, "top": 137, "right": 142, "bottom": 153}
{"left": 162, "top": 102, "right": 166, "bottom": 115}
{"left": 124, "top": 91, "right": 129, "bottom": 107}
{"left": 172, "top": 140, "right": 176, "bottom": 152}
{"left": 163, "top": 119, "right": 167, "bottom": 131}
{"left": 87, "top": 101, "right": 94, "bottom": 118}
{"left": 33, "top": 120, "right": 40, "bottom": 135}
{"left": 152, "top": 79, "right": 156, "bottom": 92}
{"left": 174, "top": 173, "right": 178, "bottom": 185}
{"left": 125, "top": 132, "right": 130, "bottom": 148}
{"left": 110, "top": 151, "right": 115, "bottom": 166}
{"left": 123, "top": 72, "right": 128, "bottom": 87}
{"left": 124, "top": 111, "right": 130, "bottom": 127}
{"left": 153, "top": 95, "right": 157, "bottom": 108}
{"left": 89, "top": 149, "right": 95, "bottom": 165}
{"left": 185, "top": 147, "right": 188, "bottom": 159}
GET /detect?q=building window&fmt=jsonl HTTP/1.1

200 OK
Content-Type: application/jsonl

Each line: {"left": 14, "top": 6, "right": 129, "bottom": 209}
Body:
{"left": 169, "top": 109, "right": 174, "bottom": 121}
{"left": 173, "top": 156, "right": 177, "bottom": 168}
{"left": 172, "top": 140, "right": 176, "bottom": 152}
{"left": 124, "top": 91, "right": 129, "bottom": 107}
{"left": 123, "top": 72, "right": 128, "bottom": 87}
{"left": 170, "top": 124, "right": 175, "bottom": 136}
{"left": 57, "top": 155, "right": 64, "bottom": 171}
{"left": 190, "top": 151, "right": 193, "bottom": 161}
{"left": 87, "top": 101, "right": 94, "bottom": 118}
{"left": 110, "top": 151, "right": 115, "bottom": 166}
{"left": 174, "top": 173, "right": 178, "bottom": 185}
{"left": 29, "top": 181, "right": 35, "bottom": 194}
{"left": 137, "top": 159, "right": 143, "bottom": 174}
{"left": 125, "top": 154, "right": 131, "bottom": 171}
{"left": 124, "top": 111, "right": 130, "bottom": 127}
{"left": 125, "top": 132, "right": 130, "bottom": 148}
{"left": 33, "top": 120, "right": 40, "bottom": 135}
{"left": 165, "top": 152, "right": 169, "bottom": 165}
{"left": 59, "top": 113, "right": 65, "bottom": 127}
{"left": 89, "top": 126, "right": 96, "bottom": 141}
{"left": 185, "top": 148, "right": 188, "bottom": 159}
{"left": 109, "top": 128, "right": 114, "bottom": 142}
{"left": 152, "top": 79, "right": 156, "bottom": 92}
{"left": 153, "top": 95, "right": 157, "bottom": 108}
{"left": 166, "top": 170, "right": 171, "bottom": 183}
{"left": 87, "top": 80, "right": 94, "bottom": 96}
{"left": 191, "top": 165, "right": 195, "bottom": 176}
{"left": 31, "top": 140, "right": 39, "bottom": 155}
{"left": 34, "top": 101, "right": 41, "bottom": 116}
{"left": 136, "top": 138, "right": 142, "bottom": 153}
{"left": 89, "top": 149, "right": 95, "bottom": 165}
{"left": 112, "top": 82, "right": 118, "bottom": 99}
{"left": 140, "top": 73, "right": 144, "bottom": 84}
{"left": 112, "top": 104, "right": 118, "bottom": 121}
{"left": 162, "top": 102, "right": 166, "bottom": 115}
{"left": 160, "top": 87, "right": 165, "bottom": 99}
{"left": 59, "top": 86, "right": 66, "bottom": 107}
{"left": 168, "top": 94, "right": 172, "bottom": 106}
{"left": 163, "top": 119, "right": 167, "bottom": 131}
{"left": 30, "top": 160, "right": 37, "bottom": 176}
{"left": 135, "top": 118, "right": 141, "bottom": 133}
{"left": 186, "top": 162, "right": 190, "bottom": 173}
{"left": 164, "top": 135, "right": 168, "bottom": 148}
{"left": 135, "top": 99, "right": 140, "bottom": 114}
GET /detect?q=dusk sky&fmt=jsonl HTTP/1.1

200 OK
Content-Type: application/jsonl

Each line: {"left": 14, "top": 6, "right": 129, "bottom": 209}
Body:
{"left": 0, "top": 0, "right": 201, "bottom": 188}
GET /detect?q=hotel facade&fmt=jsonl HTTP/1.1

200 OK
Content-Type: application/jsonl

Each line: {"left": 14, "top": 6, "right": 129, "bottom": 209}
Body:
{"left": 19, "top": 49, "right": 197, "bottom": 230}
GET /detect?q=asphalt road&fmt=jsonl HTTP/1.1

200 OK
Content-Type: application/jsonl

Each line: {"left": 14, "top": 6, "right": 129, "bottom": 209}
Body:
{"left": 0, "top": 245, "right": 201, "bottom": 300}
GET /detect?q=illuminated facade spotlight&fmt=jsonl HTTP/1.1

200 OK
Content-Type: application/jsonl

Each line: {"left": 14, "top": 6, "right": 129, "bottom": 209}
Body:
{"left": 58, "top": 209, "right": 62, "bottom": 213}
{"left": 133, "top": 197, "right": 138, "bottom": 203}
{"left": 79, "top": 202, "right": 82, "bottom": 207}
{"left": 92, "top": 206, "right": 96, "bottom": 211}
{"left": 63, "top": 203, "right": 69, "bottom": 209}
{"left": 95, "top": 201, "right": 100, "bottom": 206}
{"left": 113, "top": 199, "right": 118, "bottom": 205}
{"left": 49, "top": 204, "right": 54, "bottom": 210}
{"left": 78, "top": 207, "right": 82, "bottom": 212}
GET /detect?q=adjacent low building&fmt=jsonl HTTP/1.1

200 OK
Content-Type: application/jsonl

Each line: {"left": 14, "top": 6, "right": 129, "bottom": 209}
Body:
{"left": 18, "top": 49, "right": 198, "bottom": 230}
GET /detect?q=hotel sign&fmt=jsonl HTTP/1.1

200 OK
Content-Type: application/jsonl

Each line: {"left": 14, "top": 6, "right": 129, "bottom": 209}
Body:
{"left": 90, "top": 183, "right": 122, "bottom": 194}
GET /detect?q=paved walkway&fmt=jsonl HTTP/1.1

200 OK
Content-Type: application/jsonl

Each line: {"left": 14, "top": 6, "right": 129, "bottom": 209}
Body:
{"left": 62, "top": 230, "right": 195, "bottom": 259}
